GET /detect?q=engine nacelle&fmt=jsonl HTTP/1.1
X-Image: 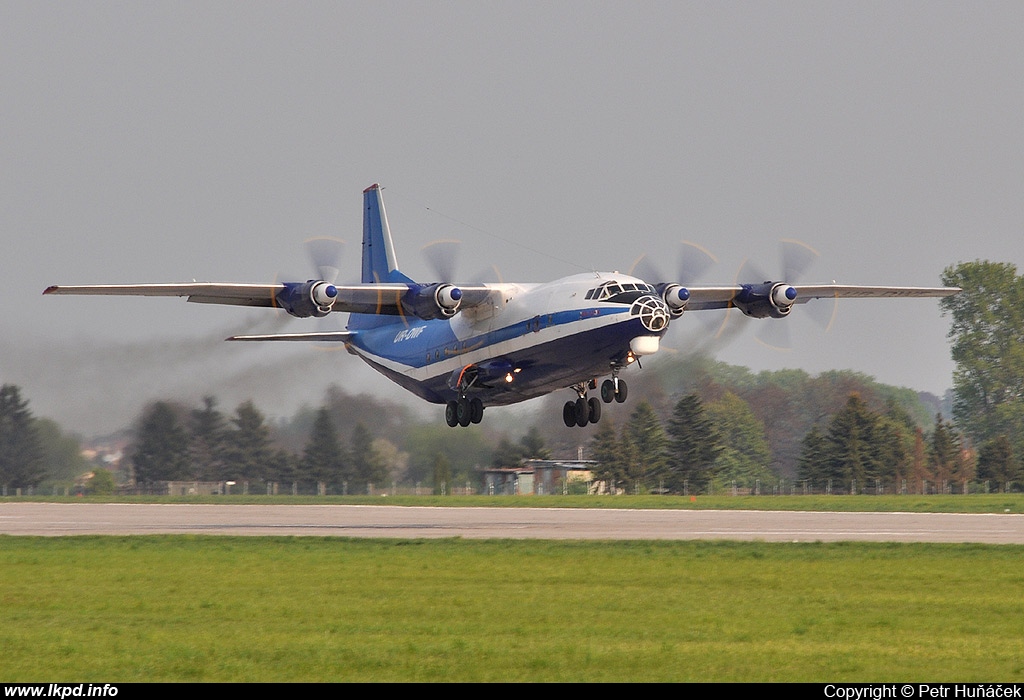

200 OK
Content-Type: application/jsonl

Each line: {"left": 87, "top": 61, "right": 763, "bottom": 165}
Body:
{"left": 275, "top": 280, "right": 338, "bottom": 318}
{"left": 660, "top": 284, "right": 690, "bottom": 317}
{"left": 402, "top": 283, "right": 463, "bottom": 320}
{"left": 734, "top": 282, "right": 798, "bottom": 319}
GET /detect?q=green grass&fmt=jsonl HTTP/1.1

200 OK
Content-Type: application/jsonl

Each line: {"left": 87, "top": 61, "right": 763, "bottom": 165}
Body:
{"left": 1, "top": 536, "right": 1023, "bottom": 682}
{"left": 6, "top": 493, "right": 1024, "bottom": 513}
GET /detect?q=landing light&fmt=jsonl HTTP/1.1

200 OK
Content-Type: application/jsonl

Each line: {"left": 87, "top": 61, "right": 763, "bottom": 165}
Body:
{"left": 505, "top": 373, "right": 515, "bottom": 383}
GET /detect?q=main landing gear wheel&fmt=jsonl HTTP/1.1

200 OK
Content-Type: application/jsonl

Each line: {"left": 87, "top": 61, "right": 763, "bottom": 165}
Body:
{"left": 456, "top": 397, "right": 472, "bottom": 427}
{"left": 563, "top": 397, "right": 602, "bottom": 428}
{"left": 446, "top": 398, "right": 484, "bottom": 428}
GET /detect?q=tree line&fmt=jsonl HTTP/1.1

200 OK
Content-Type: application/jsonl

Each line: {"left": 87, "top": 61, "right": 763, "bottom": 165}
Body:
{"left": 130, "top": 397, "right": 388, "bottom": 493}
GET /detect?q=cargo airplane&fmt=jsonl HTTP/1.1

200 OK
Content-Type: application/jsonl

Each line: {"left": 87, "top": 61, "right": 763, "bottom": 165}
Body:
{"left": 44, "top": 184, "right": 960, "bottom": 428}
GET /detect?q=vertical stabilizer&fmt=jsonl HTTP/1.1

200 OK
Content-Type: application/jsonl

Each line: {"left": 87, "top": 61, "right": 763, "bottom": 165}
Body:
{"left": 362, "top": 184, "right": 412, "bottom": 284}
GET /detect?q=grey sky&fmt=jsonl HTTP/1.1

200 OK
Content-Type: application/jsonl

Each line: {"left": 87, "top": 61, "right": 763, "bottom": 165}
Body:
{"left": 3, "top": 2, "right": 1023, "bottom": 436}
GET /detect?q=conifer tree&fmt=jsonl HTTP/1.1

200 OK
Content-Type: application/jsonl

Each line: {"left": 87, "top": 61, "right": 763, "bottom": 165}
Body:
{"left": 0, "top": 384, "right": 45, "bottom": 489}
{"left": 350, "top": 422, "right": 386, "bottom": 490}
{"left": 663, "top": 394, "right": 721, "bottom": 493}
{"left": 130, "top": 401, "right": 190, "bottom": 483}
{"left": 300, "top": 407, "right": 347, "bottom": 488}
{"left": 222, "top": 401, "right": 274, "bottom": 485}
{"left": 189, "top": 396, "right": 228, "bottom": 481}
{"left": 590, "top": 418, "right": 627, "bottom": 492}
{"left": 623, "top": 401, "right": 667, "bottom": 489}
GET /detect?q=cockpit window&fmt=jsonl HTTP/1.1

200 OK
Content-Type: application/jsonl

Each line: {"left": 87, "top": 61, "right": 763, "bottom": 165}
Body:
{"left": 585, "top": 280, "right": 655, "bottom": 301}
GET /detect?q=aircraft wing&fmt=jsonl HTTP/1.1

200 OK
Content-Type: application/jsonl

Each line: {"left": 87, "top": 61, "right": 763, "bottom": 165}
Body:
{"left": 683, "top": 284, "right": 959, "bottom": 311}
{"left": 43, "top": 283, "right": 284, "bottom": 307}
{"left": 43, "top": 282, "right": 496, "bottom": 317}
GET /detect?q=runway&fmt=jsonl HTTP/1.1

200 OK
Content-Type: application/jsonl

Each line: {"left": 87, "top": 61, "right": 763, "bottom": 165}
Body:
{"left": 2, "top": 502, "right": 1023, "bottom": 543}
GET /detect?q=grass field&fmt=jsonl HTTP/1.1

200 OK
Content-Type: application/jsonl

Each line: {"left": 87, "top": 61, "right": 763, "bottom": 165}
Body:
{"left": 2, "top": 536, "right": 1023, "bottom": 682}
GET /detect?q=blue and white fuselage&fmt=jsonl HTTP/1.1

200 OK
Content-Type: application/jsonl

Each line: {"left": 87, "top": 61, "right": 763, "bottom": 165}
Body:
{"left": 345, "top": 271, "right": 668, "bottom": 408}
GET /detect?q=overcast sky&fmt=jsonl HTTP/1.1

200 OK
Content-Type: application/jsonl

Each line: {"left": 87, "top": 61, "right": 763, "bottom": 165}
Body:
{"left": 3, "top": 2, "right": 1023, "bottom": 436}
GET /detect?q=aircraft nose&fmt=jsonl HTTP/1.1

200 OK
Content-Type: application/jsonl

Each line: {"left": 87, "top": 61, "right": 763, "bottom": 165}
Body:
{"left": 630, "top": 294, "right": 671, "bottom": 333}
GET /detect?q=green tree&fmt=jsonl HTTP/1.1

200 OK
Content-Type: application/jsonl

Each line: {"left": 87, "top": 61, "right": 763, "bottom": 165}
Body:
{"left": 663, "top": 394, "right": 721, "bottom": 494}
{"left": 929, "top": 413, "right": 961, "bottom": 491}
{"left": 589, "top": 418, "right": 627, "bottom": 492}
{"left": 189, "top": 396, "right": 228, "bottom": 481}
{"left": 431, "top": 452, "right": 452, "bottom": 495}
{"left": 0, "top": 384, "right": 45, "bottom": 490}
{"left": 130, "top": 402, "right": 190, "bottom": 484}
{"left": 797, "top": 425, "right": 828, "bottom": 489}
{"left": 222, "top": 401, "right": 275, "bottom": 485}
{"left": 705, "top": 392, "right": 774, "bottom": 489}
{"left": 623, "top": 401, "right": 667, "bottom": 490}
{"left": 86, "top": 468, "right": 116, "bottom": 495}
{"left": 491, "top": 436, "right": 524, "bottom": 468}
{"left": 300, "top": 407, "right": 347, "bottom": 488}
{"left": 977, "top": 435, "right": 1020, "bottom": 492}
{"left": 518, "top": 426, "right": 551, "bottom": 460}
{"left": 941, "top": 261, "right": 1024, "bottom": 459}
{"left": 350, "top": 422, "right": 387, "bottom": 491}
{"left": 821, "top": 394, "right": 882, "bottom": 493}
{"left": 35, "top": 417, "right": 90, "bottom": 484}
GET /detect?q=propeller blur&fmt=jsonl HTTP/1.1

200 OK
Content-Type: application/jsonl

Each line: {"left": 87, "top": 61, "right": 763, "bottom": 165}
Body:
{"left": 43, "top": 184, "right": 961, "bottom": 429}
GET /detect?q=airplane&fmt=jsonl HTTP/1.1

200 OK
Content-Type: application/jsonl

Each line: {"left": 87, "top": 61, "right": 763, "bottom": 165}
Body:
{"left": 44, "top": 183, "right": 960, "bottom": 429}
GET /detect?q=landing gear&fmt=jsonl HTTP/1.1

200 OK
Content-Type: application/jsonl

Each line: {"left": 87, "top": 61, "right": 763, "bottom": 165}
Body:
{"left": 562, "top": 384, "right": 604, "bottom": 428}
{"left": 563, "top": 366, "right": 631, "bottom": 428}
{"left": 600, "top": 377, "right": 628, "bottom": 403}
{"left": 446, "top": 397, "right": 484, "bottom": 428}
{"left": 563, "top": 397, "right": 601, "bottom": 428}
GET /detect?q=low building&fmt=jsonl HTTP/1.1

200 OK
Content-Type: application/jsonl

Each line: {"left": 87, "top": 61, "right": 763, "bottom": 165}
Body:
{"left": 480, "top": 459, "right": 596, "bottom": 495}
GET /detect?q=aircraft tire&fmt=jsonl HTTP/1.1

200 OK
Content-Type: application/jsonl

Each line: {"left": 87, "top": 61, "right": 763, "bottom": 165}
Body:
{"left": 588, "top": 397, "right": 602, "bottom": 424}
{"left": 470, "top": 398, "right": 484, "bottom": 424}
{"left": 575, "top": 397, "right": 589, "bottom": 428}
{"left": 614, "top": 380, "right": 628, "bottom": 403}
{"left": 601, "top": 379, "right": 615, "bottom": 403}
{"left": 563, "top": 401, "right": 576, "bottom": 428}
{"left": 457, "top": 398, "right": 472, "bottom": 427}
{"left": 445, "top": 401, "right": 459, "bottom": 427}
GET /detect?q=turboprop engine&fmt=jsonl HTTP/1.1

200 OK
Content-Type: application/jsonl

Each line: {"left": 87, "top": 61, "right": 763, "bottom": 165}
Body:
{"left": 402, "top": 283, "right": 464, "bottom": 320}
{"left": 732, "top": 282, "right": 798, "bottom": 319}
{"left": 275, "top": 280, "right": 338, "bottom": 318}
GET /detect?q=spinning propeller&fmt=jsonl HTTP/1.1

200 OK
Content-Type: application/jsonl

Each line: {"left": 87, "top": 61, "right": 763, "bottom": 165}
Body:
{"left": 725, "top": 239, "right": 838, "bottom": 350}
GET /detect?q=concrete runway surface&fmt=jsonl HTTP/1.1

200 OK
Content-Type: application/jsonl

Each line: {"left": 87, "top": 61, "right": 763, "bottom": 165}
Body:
{"left": 1, "top": 502, "right": 1023, "bottom": 543}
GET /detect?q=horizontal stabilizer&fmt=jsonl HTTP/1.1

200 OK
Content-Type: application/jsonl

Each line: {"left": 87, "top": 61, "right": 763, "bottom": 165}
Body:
{"left": 226, "top": 331, "right": 354, "bottom": 342}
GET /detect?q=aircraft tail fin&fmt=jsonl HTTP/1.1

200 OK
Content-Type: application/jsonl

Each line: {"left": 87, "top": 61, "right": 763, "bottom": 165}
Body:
{"left": 348, "top": 184, "right": 414, "bottom": 331}
{"left": 362, "top": 184, "right": 413, "bottom": 285}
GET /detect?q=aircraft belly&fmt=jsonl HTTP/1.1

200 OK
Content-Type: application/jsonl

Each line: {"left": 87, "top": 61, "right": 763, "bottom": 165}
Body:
{"left": 349, "top": 314, "right": 653, "bottom": 407}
